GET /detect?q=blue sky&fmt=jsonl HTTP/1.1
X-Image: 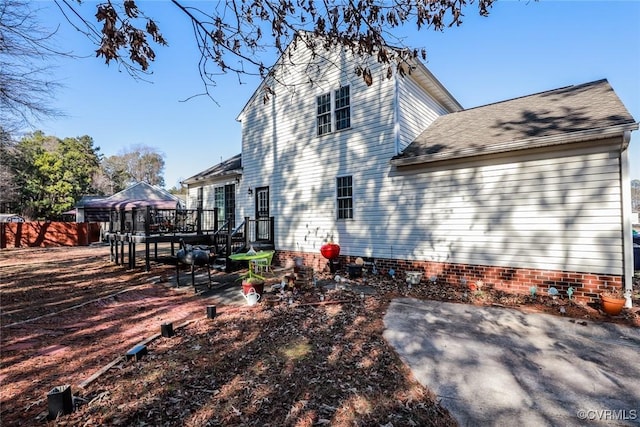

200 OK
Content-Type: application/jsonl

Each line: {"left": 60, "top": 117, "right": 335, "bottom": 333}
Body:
{"left": 31, "top": 1, "right": 640, "bottom": 189}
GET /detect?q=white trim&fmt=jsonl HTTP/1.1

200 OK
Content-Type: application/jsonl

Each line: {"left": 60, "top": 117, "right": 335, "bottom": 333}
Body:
{"left": 408, "top": 58, "right": 463, "bottom": 112}
{"left": 394, "top": 72, "right": 400, "bottom": 155}
{"left": 182, "top": 171, "right": 242, "bottom": 187}
{"left": 620, "top": 131, "right": 633, "bottom": 308}
{"left": 336, "top": 174, "right": 354, "bottom": 220}
{"left": 315, "top": 84, "right": 352, "bottom": 137}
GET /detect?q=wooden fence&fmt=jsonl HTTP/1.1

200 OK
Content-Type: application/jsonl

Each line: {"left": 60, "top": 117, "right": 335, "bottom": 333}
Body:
{"left": 0, "top": 222, "right": 101, "bottom": 248}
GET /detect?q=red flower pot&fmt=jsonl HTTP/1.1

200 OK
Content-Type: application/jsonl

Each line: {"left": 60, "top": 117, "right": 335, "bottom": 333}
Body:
{"left": 242, "top": 280, "right": 264, "bottom": 298}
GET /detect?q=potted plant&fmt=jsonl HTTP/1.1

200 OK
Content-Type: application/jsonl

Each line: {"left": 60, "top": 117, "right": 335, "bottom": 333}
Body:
{"left": 600, "top": 286, "right": 626, "bottom": 316}
{"left": 242, "top": 276, "right": 265, "bottom": 297}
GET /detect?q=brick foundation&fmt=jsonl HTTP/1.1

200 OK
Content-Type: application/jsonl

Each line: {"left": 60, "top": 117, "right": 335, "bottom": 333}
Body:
{"left": 273, "top": 250, "right": 623, "bottom": 304}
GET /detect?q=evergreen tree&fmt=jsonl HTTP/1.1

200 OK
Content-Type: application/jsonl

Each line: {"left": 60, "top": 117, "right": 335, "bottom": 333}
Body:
{"left": 13, "top": 131, "right": 101, "bottom": 219}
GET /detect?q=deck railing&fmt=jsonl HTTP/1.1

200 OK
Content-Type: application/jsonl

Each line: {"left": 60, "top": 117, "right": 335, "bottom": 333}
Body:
{"left": 245, "top": 216, "right": 274, "bottom": 243}
{"left": 210, "top": 218, "right": 243, "bottom": 255}
{"left": 108, "top": 207, "right": 219, "bottom": 235}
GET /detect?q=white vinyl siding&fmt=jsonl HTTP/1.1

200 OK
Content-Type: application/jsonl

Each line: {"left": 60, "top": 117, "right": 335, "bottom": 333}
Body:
{"left": 368, "top": 146, "right": 623, "bottom": 275}
{"left": 238, "top": 44, "right": 401, "bottom": 247}
{"left": 396, "top": 75, "right": 449, "bottom": 151}
{"left": 186, "top": 179, "right": 239, "bottom": 223}
{"left": 187, "top": 187, "right": 211, "bottom": 210}
{"left": 236, "top": 41, "right": 625, "bottom": 278}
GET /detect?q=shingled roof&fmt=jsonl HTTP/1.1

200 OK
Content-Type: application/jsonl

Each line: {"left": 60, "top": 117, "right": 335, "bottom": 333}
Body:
{"left": 181, "top": 153, "right": 242, "bottom": 185}
{"left": 392, "top": 79, "right": 638, "bottom": 166}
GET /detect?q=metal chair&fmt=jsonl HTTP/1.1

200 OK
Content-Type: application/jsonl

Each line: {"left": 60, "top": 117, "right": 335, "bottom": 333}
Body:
{"left": 252, "top": 251, "right": 274, "bottom": 274}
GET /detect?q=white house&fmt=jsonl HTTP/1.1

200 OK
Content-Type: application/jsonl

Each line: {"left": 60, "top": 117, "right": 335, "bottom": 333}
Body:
{"left": 182, "top": 154, "right": 242, "bottom": 228}
{"left": 183, "top": 36, "right": 638, "bottom": 303}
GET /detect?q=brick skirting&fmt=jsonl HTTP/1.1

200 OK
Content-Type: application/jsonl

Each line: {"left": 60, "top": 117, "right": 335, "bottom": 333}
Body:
{"left": 273, "top": 250, "right": 623, "bottom": 304}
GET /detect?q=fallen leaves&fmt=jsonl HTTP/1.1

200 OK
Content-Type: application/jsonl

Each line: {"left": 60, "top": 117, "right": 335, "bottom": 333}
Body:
{"left": 1, "top": 246, "right": 637, "bottom": 426}
{"left": 51, "top": 292, "right": 456, "bottom": 426}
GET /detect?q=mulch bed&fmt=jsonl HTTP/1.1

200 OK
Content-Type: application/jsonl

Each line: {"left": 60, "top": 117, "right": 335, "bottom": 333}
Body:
{"left": 1, "top": 245, "right": 637, "bottom": 426}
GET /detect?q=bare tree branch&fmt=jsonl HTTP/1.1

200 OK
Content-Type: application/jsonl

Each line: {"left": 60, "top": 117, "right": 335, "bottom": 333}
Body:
{"left": 53, "top": 0, "right": 496, "bottom": 101}
{"left": 0, "top": 0, "right": 67, "bottom": 131}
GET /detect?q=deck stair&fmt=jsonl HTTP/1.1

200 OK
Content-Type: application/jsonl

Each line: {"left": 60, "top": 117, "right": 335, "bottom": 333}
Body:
{"left": 206, "top": 217, "right": 274, "bottom": 272}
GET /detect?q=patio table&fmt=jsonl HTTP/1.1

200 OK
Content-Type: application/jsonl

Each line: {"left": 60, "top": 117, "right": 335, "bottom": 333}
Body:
{"left": 228, "top": 251, "right": 273, "bottom": 280}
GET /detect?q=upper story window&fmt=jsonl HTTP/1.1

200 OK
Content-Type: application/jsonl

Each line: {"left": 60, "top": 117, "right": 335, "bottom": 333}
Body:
{"left": 317, "top": 85, "right": 350, "bottom": 136}
{"left": 334, "top": 86, "right": 351, "bottom": 130}
{"left": 317, "top": 93, "right": 332, "bottom": 135}
{"left": 336, "top": 175, "right": 353, "bottom": 220}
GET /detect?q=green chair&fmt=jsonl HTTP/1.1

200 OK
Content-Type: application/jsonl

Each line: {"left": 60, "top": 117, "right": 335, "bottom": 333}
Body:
{"left": 252, "top": 251, "right": 275, "bottom": 274}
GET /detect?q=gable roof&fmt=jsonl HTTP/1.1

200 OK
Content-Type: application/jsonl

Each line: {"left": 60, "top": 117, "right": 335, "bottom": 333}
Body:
{"left": 105, "top": 181, "right": 178, "bottom": 202}
{"left": 392, "top": 79, "right": 638, "bottom": 166}
{"left": 75, "top": 195, "right": 107, "bottom": 208}
{"left": 181, "top": 153, "right": 242, "bottom": 186}
{"left": 236, "top": 32, "right": 462, "bottom": 121}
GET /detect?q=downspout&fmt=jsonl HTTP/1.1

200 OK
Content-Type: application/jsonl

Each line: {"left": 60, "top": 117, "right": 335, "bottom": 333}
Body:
{"left": 620, "top": 130, "right": 633, "bottom": 308}
{"left": 393, "top": 71, "right": 400, "bottom": 155}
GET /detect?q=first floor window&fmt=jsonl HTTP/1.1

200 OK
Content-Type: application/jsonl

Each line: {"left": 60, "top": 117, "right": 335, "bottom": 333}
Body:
{"left": 336, "top": 175, "right": 353, "bottom": 219}
{"left": 214, "top": 187, "right": 224, "bottom": 221}
{"left": 197, "top": 187, "right": 203, "bottom": 209}
{"left": 224, "top": 184, "right": 235, "bottom": 228}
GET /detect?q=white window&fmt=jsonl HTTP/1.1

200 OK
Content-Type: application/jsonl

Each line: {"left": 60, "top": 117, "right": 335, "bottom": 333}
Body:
{"left": 317, "top": 85, "right": 350, "bottom": 136}
{"left": 317, "top": 93, "right": 332, "bottom": 135}
{"left": 214, "top": 187, "right": 224, "bottom": 221}
{"left": 334, "top": 86, "right": 350, "bottom": 130}
{"left": 336, "top": 175, "right": 353, "bottom": 220}
{"left": 197, "top": 187, "right": 203, "bottom": 209}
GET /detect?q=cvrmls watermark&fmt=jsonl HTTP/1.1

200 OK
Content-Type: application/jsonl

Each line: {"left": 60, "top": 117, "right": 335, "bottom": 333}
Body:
{"left": 577, "top": 409, "right": 637, "bottom": 421}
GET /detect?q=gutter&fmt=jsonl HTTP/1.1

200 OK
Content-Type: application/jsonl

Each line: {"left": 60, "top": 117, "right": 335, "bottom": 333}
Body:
{"left": 181, "top": 170, "right": 243, "bottom": 187}
{"left": 620, "top": 130, "right": 634, "bottom": 308}
{"left": 391, "top": 122, "right": 639, "bottom": 167}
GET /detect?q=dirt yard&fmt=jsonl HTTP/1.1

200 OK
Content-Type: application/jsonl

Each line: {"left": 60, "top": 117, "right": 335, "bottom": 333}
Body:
{"left": 1, "top": 245, "right": 638, "bottom": 426}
